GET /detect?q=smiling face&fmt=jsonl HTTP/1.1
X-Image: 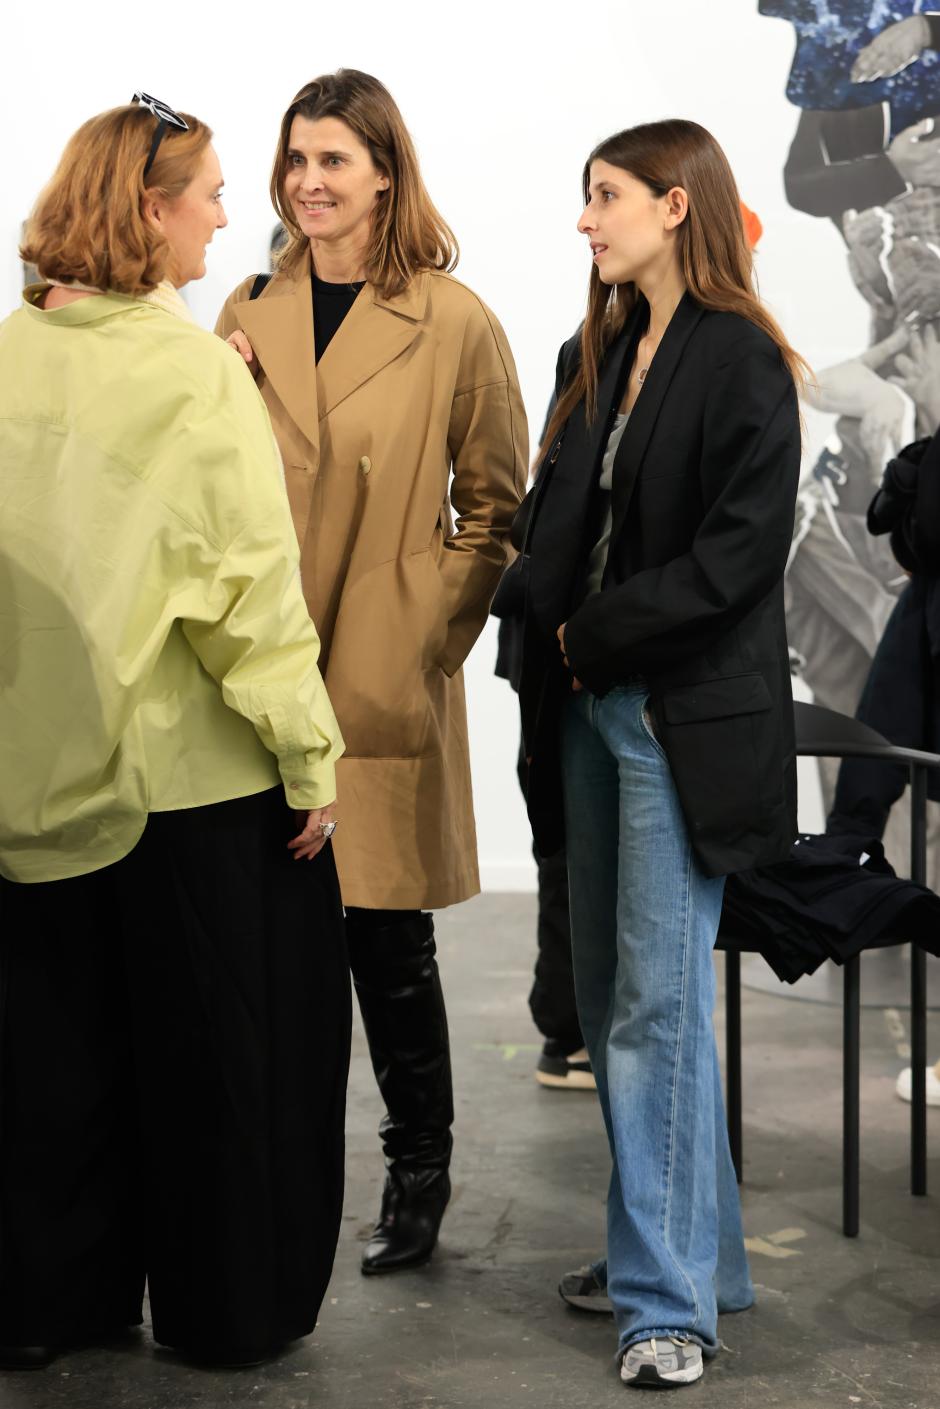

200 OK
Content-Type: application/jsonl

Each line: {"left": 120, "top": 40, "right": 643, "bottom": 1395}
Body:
{"left": 283, "top": 114, "right": 389, "bottom": 251}
{"left": 146, "top": 143, "right": 227, "bottom": 287}
{"left": 578, "top": 160, "right": 686, "bottom": 287}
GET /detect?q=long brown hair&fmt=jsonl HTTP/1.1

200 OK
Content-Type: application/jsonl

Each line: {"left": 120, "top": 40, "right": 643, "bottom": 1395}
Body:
{"left": 270, "top": 69, "right": 458, "bottom": 298}
{"left": 542, "top": 118, "right": 810, "bottom": 454}
{"left": 21, "top": 105, "right": 212, "bottom": 294}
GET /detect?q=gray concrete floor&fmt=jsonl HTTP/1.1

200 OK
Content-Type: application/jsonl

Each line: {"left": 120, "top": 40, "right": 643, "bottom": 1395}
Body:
{"left": 4, "top": 893, "right": 940, "bottom": 1408}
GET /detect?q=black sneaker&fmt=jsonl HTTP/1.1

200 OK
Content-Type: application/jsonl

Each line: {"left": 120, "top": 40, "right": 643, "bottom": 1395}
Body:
{"left": 558, "top": 1265, "right": 613, "bottom": 1314}
{"left": 536, "top": 1041, "right": 596, "bottom": 1090}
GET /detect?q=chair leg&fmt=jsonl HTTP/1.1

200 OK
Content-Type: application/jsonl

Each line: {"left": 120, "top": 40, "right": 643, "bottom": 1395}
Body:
{"left": 910, "top": 764, "right": 928, "bottom": 1198}
{"left": 843, "top": 956, "right": 860, "bottom": 1237}
{"left": 725, "top": 949, "right": 743, "bottom": 1184}
{"left": 911, "top": 945, "right": 928, "bottom": 1197}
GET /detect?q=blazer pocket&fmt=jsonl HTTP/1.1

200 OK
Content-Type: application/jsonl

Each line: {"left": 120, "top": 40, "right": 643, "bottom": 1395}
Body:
{"left": 661, "top": 673, "right": 772, "bottom": 725}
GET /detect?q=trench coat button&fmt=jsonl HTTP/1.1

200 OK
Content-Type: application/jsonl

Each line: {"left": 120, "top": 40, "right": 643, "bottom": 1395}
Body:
{"left": 358, "top": 455, "right": 372, "bottom": 475}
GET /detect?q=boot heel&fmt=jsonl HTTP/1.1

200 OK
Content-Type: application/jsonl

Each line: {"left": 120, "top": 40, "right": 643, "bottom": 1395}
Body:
{"left": 361, "top": 1167, "right": 451, "bottom": 1275}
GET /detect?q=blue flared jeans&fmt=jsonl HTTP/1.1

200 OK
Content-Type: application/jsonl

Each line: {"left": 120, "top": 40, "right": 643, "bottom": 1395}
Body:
{"left": 561, "top": 684, "right": 753, "bottom": 1355}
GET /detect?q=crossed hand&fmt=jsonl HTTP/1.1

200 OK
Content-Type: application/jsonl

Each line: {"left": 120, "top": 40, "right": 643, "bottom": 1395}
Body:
{"left": 557, "top": 623, "right": 583, "bottom": 692}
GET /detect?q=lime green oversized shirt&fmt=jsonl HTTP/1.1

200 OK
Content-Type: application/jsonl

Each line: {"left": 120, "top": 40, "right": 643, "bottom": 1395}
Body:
{"left": 0, "top": 289, "right": 343, "bottom": 883}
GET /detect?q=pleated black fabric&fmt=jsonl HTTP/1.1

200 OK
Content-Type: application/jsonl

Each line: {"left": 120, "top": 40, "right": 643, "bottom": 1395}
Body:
{"left": 0, "top": 787, "right": 351, "bottom": 1358}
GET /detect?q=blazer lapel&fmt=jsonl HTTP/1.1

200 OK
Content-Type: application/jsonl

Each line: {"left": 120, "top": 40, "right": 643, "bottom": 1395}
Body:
{"left": 235, "top": 269, "right": 320, "bottom": 454}
{"left": 608, "top": 292, "right": 705, "bottom": 550}
{"left": 576, "top": 314, "right": 641, "bottom": 485}
{"left": 529, "top": 314, "right": 640, "bottom": 634}
{"left": 316, "top": 273, "right": 429, "bottom": 420}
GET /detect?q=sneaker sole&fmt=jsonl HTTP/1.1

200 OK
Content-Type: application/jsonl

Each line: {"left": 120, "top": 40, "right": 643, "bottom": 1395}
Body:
{"left": 895, "top": 1069, "right": 940, "bottom": 1106}
{"left": 535, "top": 1069, "right": 597, "bottom": 1091}
{"left": 622, "top": 1360, "right": 704, "bottom": 1387}
{"left": 559, "top": 1291, "right": 613, "bottom": 1314}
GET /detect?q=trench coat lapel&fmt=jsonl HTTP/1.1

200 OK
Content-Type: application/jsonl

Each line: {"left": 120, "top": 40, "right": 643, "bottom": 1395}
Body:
{"left": 316, "top": 272, "right": 430, "bottom": 420}
{"left": 234, "top": 270, "right": 320, "bottom": 454}
{"left": 607, "top": 292, "right": 705, "bottom": 552}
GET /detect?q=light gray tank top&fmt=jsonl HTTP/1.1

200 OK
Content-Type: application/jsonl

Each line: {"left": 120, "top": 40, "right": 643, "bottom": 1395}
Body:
{"left": 584, "top": 409, "right": 630, "bottom": 596}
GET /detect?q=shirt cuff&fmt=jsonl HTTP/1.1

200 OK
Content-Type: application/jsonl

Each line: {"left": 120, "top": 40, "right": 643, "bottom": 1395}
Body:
{"left": 278, "top": 754, "right": 337, "bottom": 811}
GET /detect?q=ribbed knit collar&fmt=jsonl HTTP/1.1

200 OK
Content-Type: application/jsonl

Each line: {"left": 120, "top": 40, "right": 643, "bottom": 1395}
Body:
{"left": 43, "top": 277, "right": 194, "bottom": 322}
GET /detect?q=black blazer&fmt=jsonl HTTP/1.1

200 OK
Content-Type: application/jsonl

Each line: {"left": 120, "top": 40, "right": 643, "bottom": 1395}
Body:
{"left": 520, "top": 292, "right": 801, "bottom": 877}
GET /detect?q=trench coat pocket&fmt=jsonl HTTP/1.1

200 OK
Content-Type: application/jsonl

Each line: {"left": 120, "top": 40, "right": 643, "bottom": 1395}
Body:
{"left": 419, "top": 549, "right": 449, "bottom": 671}
{"left": 661, "top": 673, "right": 772, "bottom": 725}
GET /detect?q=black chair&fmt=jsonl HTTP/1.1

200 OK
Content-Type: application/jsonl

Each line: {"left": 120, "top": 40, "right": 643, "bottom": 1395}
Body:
{"left": 716, "top": 699, "right": 940, "bottom": 1237}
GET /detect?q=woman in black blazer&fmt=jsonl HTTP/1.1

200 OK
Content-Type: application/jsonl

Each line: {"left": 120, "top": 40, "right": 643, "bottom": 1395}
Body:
{"left": 519, "top": 119, "right": 805, "bottom": 1390}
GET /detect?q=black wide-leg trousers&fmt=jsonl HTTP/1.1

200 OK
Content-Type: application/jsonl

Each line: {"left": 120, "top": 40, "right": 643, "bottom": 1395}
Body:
{"left": 0, "top": 788, "right": 351, "bottom": 1357}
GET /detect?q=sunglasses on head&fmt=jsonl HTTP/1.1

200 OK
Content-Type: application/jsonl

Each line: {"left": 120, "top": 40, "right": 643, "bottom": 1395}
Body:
{"left": 131, "top": 91, "right": 189, "bottom": 180}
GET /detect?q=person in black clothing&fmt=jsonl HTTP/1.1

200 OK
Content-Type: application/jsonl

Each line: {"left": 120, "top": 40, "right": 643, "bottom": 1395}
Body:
{"left": 492, "top": 598, "right": 593, "bottom": 1091}
{"left": 827, "top": 427, "right": 940, "bottom": 1103}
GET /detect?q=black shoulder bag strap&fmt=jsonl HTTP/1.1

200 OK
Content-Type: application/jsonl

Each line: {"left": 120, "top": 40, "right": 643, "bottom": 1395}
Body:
{"left": 249, "top": 273, "right": 272, "bottom": 300}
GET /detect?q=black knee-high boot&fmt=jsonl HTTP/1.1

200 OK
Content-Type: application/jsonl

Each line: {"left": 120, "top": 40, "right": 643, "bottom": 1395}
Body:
{"left": 346, "top": 910, "right": 453, "bottom": 1274}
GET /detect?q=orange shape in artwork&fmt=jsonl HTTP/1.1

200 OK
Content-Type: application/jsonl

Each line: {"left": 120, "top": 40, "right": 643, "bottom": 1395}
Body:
{"left": 740, "top": 202, "right": 763, "bottom": 250}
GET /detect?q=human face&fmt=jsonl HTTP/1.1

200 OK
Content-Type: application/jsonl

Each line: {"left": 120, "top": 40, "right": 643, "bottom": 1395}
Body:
{"left": 283, "top": 114, "right": 389, "bottom": 248}
{"left": 578, "top": 160, "right": 686, "bottom": 287}
{"left": 147, "top": 144, "right": 227, "bottom": 287}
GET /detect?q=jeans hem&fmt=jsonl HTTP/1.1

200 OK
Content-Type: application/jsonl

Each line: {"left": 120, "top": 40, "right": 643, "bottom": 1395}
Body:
{"left": 619, "top": 1328, "right": 720, "bottom": 1359}
{"left": 717, "top": 1288, "right": 756, "bottom": 1315}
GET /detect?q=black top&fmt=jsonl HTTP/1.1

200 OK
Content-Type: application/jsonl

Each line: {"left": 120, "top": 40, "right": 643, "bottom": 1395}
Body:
{"left": 312, "top": 274, "right": 364, "bottom": 362}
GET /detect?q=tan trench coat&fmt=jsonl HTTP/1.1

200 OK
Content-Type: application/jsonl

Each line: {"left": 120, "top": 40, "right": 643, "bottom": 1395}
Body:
{"left": 216, "top": 262, "right": 527, "bottom": 909}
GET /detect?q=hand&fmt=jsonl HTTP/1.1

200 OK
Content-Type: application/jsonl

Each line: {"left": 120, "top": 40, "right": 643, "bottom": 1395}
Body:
{"left": 806, "top": 356, "right": 902, "bottom": 418}
{"left": 556, "top": 623, "right": 583, "bottom": 692}
{"left": 226, "top": 329, "right": 258, "bottom": 373}
{"left": 891, "top": 323, "right": 940, "bottom": 428}
{"left": 858, "top": 381, "right": 910, "bottom": 478}
{"left": 288, "top": 803, "right": 337, "bottom": 862}
{"left": 857, "top": 326, "right": 909, "bottom": 372}
{"left": 851, "top": 15, "right": 930, "bottom": 81}
{"left": 888, "top": 119, "right": 940, "bottom": 188}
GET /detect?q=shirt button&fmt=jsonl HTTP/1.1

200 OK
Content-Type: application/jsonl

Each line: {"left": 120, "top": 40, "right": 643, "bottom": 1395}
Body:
{"left": 358, "top": 455, "right": 372, "bottom": 475}
{"left": 290, "top": 782, "right": 301, "bottom": 791}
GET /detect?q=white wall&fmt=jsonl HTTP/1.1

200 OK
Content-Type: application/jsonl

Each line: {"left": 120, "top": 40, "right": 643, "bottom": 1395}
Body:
{"left": 0, "top": 0, "right": 867, "bottom": 887}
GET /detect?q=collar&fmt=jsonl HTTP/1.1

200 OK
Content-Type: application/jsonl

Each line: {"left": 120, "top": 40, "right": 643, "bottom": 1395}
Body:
{"left": 281, "top": 259, "right": 431, "bottom": 321}
{"left": 23, "top": 279, "right": 194, "bottom": 325}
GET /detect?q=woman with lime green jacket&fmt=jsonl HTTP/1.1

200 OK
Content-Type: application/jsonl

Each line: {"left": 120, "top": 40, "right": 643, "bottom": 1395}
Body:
{"left": 0, "top": 97, "right": 349, "bottom": 1371}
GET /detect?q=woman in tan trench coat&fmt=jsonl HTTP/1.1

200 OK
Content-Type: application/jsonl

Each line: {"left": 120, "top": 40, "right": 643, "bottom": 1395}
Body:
{"left": 217, "top": 70, "right": 527, "bottom": 1276}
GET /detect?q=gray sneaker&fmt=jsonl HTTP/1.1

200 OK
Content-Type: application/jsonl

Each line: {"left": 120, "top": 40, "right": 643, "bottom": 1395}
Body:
{"left": 558, "top": 1265, "right": 613, "bottom": 1314}
{"left": 620, "top": 1337, "right": 703, "bottom": 1388}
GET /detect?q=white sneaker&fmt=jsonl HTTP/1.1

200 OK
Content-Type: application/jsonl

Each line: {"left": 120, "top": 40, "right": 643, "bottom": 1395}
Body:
{"left": 896, "top": 1066, "right": 940, "bottom": 1106}
{"left": 620, "top": 1337, "right": 703, "bottom": 1387}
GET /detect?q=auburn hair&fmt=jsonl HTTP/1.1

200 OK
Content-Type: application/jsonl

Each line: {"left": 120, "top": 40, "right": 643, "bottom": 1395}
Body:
{"left": 270, "top": 69, "right": 458, "bottom": 298}
{"left": 21, "top": 105, "right": 212, "bottom": 295}
{"left": 541, "top": 119, "right": 811, "bottom": 455}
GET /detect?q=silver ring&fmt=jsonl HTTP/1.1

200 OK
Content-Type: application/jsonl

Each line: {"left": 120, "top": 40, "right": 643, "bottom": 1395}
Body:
{"left": 320, "top": 821, "right": 337, "bottom": 839}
